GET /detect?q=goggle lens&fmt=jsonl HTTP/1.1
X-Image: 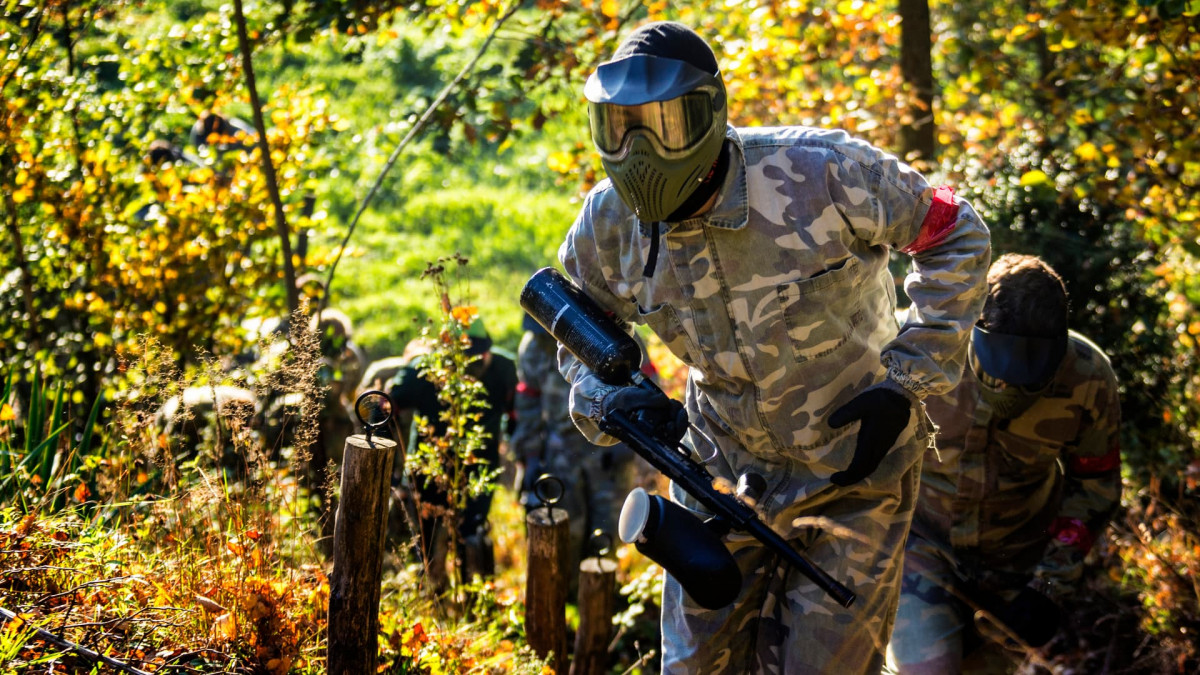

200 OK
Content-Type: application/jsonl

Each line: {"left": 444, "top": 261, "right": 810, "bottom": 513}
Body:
{"left": 590, "top": 92, "right": 714, "bottom": 155}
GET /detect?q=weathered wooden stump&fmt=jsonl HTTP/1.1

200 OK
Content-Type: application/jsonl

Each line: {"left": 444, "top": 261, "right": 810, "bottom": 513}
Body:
{"left": 327, "top": 433, "right": 396, "bottom": 675}
{"left": 524, "top": 505, "right": 570, "bottom": 669}
{"left": 570, "top": 556, "right": 618, "bottom": 675}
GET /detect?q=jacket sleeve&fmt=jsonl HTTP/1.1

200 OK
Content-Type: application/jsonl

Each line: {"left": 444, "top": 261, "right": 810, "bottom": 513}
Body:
{"left": 510, "top": 332, "right": 549, "bottom": 461}
{"left": 827, "top": 135, "right": 991, "bottom": 399}
{"left": 555, "top": 192, "right": 637, "bottom": 446}
{"left": 386, "top": 362, "right": 429, "bottom": 444}
{"left": 497, "top": 353, "right": 520, "bottom": 438}
{"left": 1035, "top": 365, "right": 1122, "bottom": 595}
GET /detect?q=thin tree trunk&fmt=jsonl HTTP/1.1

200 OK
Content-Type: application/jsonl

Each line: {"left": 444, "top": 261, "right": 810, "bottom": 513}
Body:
{"left": 1026, "top": 0, "right": 1056, "bottom": 164}
{"left": 899, "top": 0, "right": 936, "bottom": 167}
{"left": 3, "top": 194, "right": 40, "bottom": 351}
{"left": 61, "top": 1, "right": 84, "bottom": 178}
{"left": 232, "top": 0, "right": 299, "bottom": 315}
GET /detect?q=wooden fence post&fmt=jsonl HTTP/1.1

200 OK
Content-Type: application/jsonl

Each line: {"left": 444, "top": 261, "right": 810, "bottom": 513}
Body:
{"left": 525, "top": 504, "right": 570, "bottom": 669}
{"left": 328, "top": 433, "right": 396, "bottom": 675}
{"left": 570, "top": 556, "right": 617, "bottom": 675}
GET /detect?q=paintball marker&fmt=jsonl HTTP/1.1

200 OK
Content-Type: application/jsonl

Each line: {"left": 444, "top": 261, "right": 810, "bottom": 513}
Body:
{"left": 520, "top": 267, "right": 856, "bottom": 610}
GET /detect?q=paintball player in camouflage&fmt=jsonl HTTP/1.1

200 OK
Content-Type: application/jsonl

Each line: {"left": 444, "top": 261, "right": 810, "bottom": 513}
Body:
{"left": 888, "top": 254, "right": 1122, "bottom": 674}
{"left": 189, "top": 110, "right": 256, "bottom": 155}
{"left": 388, "top": 317, "right": 517, "bottom": 586}
{"left": 310, "top": 307, "right": 366, "bottom": 465}
{"left": 556, "top": 21, "right": 990, "bottom": 673}
{"left": 511, "top": 314, "right": 646, "bottom": 575}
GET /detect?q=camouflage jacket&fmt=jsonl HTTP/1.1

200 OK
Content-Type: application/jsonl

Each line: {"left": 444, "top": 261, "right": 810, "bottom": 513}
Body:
{"left": 511, "top": 329, "right": 578, "bottom": 461}
{"left": 557, "top": 125, "right": 991, "bottom": 466}
{"left": 513, "top": 328, "right": 656, "bottom": 461}
{"left": 387, "top": 350, "right": 518, "bottom": 467}
{"left": 912, "top": 331, "right": 1122, "bottom": 594}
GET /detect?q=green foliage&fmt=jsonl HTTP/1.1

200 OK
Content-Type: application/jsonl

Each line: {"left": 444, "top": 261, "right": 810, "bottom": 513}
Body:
{"left": 405, "top": 256, "right": 501, "bottom": 592}
{"left": 0, "top": 365, "right": 103, "bottom": 513}
{"left": 0, "top": 0, "right": 347, "bottom": 430}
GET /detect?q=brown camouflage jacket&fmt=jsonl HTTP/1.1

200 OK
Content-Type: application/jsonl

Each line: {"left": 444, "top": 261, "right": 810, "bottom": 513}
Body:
{"left": 557, "top": 125, "right": 991, "bottom": 472}
{"left": 511, "top": 329, "right": 579, "bottom": 461}
{"left": 912, "top": 331, "right": 1122, "bottom": 594}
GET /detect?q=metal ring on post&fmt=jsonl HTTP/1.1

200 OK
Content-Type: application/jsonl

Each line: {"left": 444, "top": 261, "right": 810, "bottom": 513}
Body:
{"left": 588, "top": 529, "right": 613, "bottom": 558}
{"left": 354, "top": 390, "right": 394, "bottom": 442}
{"left": 533, "top": 473, "right": 564, "bottom": 518}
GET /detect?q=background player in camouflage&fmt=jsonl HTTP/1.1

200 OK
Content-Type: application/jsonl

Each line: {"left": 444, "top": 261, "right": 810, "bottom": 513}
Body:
{"left": 555, "top": 21, "right": 991, "bottom": 674}
{"left": 511, "top": 314, "right": 647, "bottom": 577}
{"left": 887, "top": 253, "right": 1122, "bottom": 674}
{"left": 388, "top": 317, "right": 517, "bottom": 589}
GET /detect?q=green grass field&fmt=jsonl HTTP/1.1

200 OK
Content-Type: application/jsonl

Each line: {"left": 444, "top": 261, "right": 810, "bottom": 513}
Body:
{"left": 330, "top": 183, "right": 580, "bottom": 361}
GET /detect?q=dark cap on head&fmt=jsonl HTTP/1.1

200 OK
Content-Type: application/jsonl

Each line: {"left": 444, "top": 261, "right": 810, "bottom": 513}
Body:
{"left": 146, "top": 140, "right": 183, "bottom": 165}
{"left": 613, "top": 21, "right": 718, "bottom": 75}
{"left": 464, "top": 317, "right": 493, "bottom": 356}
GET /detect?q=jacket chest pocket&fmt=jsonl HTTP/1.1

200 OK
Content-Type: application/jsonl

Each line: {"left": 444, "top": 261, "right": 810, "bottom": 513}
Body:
{"left": 776, "top": 257, "right": 865, "bottom": 363}
{"left": 993, "top": 426, "right": 1063, "bottom": 474}
{"left": 636, "top": 301, "right": 699, "bottom": 368}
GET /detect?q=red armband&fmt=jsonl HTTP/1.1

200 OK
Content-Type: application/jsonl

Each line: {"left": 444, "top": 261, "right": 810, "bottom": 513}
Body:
{"left": 1069, "top": 441, "right": 1121, "bottom": 476}
{"left": 901, "top": 186, "right": 958, "bottom": 255}
{"left": 1048, "top": 517, "right": 1095, "bottom": 553}
{"left": 516, "top": 381, "right": 541, "bottom": 398}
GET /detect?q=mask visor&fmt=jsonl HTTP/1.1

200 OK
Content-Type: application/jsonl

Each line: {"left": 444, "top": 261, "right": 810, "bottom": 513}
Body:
{"left": 972, "top": 325, "right": 1067, "bottom": 387}
{"left": 589, "top": 92, "right": 715, "bottom": 155}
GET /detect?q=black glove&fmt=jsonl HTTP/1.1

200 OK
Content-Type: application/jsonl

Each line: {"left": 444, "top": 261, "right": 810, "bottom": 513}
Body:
{"left": 601, "top": 385, "right": 689, "bottom": 445}
{"left": 993, "top": 585, "right": 1062, "bottom": 648}
{"left": 828, "top": 386, "right": 912, "bottom": 486}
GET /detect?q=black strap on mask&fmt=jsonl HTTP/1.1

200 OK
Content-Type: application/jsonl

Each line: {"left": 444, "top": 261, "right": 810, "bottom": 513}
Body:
{"left": 642, "top": 221, "right": 661, "bottom": 278}
{"left": 643, "top": 140, "right": 730, "bottom": 278}
{"left": 666, "top": 140, "right": 730, "bottom": 223}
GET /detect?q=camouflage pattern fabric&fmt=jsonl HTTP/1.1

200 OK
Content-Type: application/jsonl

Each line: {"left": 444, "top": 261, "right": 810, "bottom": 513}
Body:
{"left": 513, "top": 329, "right": 637, "bottom": 570}
{"left": 513, "top": 328, "right": 590, "bottom": 565}
{"left": 557, "top": 125, "right": 991, "bottom": 673}
{"left": 889, "top": 331, "right": 1121, "bottom": 673}
{"left": 316, "top": 343, "right": 365, "bottom": 465}
{"left": 884, "top": 535, "right": 1024, "bottom": 675}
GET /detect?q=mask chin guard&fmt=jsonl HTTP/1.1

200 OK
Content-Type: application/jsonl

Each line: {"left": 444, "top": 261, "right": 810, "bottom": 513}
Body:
{"left": 619, "top": 488, "right": 741, "bottom": 610}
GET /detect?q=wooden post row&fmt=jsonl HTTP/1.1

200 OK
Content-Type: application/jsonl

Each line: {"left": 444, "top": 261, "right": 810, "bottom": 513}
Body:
{"left": 327, "top": 434, "right": 396, "bottom": 675}
{"left": 570, "top": 556, "right": 618, "bottom": 675}
{"left": 525, "top": 505, "right": 571, "bottom": 669}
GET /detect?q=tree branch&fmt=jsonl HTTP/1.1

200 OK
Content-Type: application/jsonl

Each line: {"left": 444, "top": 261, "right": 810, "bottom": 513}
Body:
{"left": 318, "top": 1, "right": 524, "bottom": 315}
{"left": 0, "top": 606, "right": 154, "bottom": 675}
{"left": 0, "top": 3, "right": 47, "bottom": 95}
{"left": 232, "top": 0, "right": 300, "bottom": 315}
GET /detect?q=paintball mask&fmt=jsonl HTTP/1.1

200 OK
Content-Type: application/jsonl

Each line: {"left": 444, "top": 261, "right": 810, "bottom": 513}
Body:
{"left": 618, "top": 487, "right": 741, "bottom": 609}
{"left": 585, "top": 36, "right": 727, "bottom": 222}
{"left": 972, "top": 325, "right": 1066, "bottom": 418}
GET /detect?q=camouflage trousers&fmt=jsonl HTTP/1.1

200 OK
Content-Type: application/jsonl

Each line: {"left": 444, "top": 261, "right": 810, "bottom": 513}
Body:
{"left": 659, "top": 415, "right": 927, "bottom": 674}
{"left": 885, "top": 533, "right": 1033, "bottom": 675}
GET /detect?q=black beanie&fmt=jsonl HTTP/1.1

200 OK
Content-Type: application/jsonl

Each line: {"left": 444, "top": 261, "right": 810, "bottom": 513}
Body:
{"left": 612, "top": 21, "right": 719, "bottom": 75}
